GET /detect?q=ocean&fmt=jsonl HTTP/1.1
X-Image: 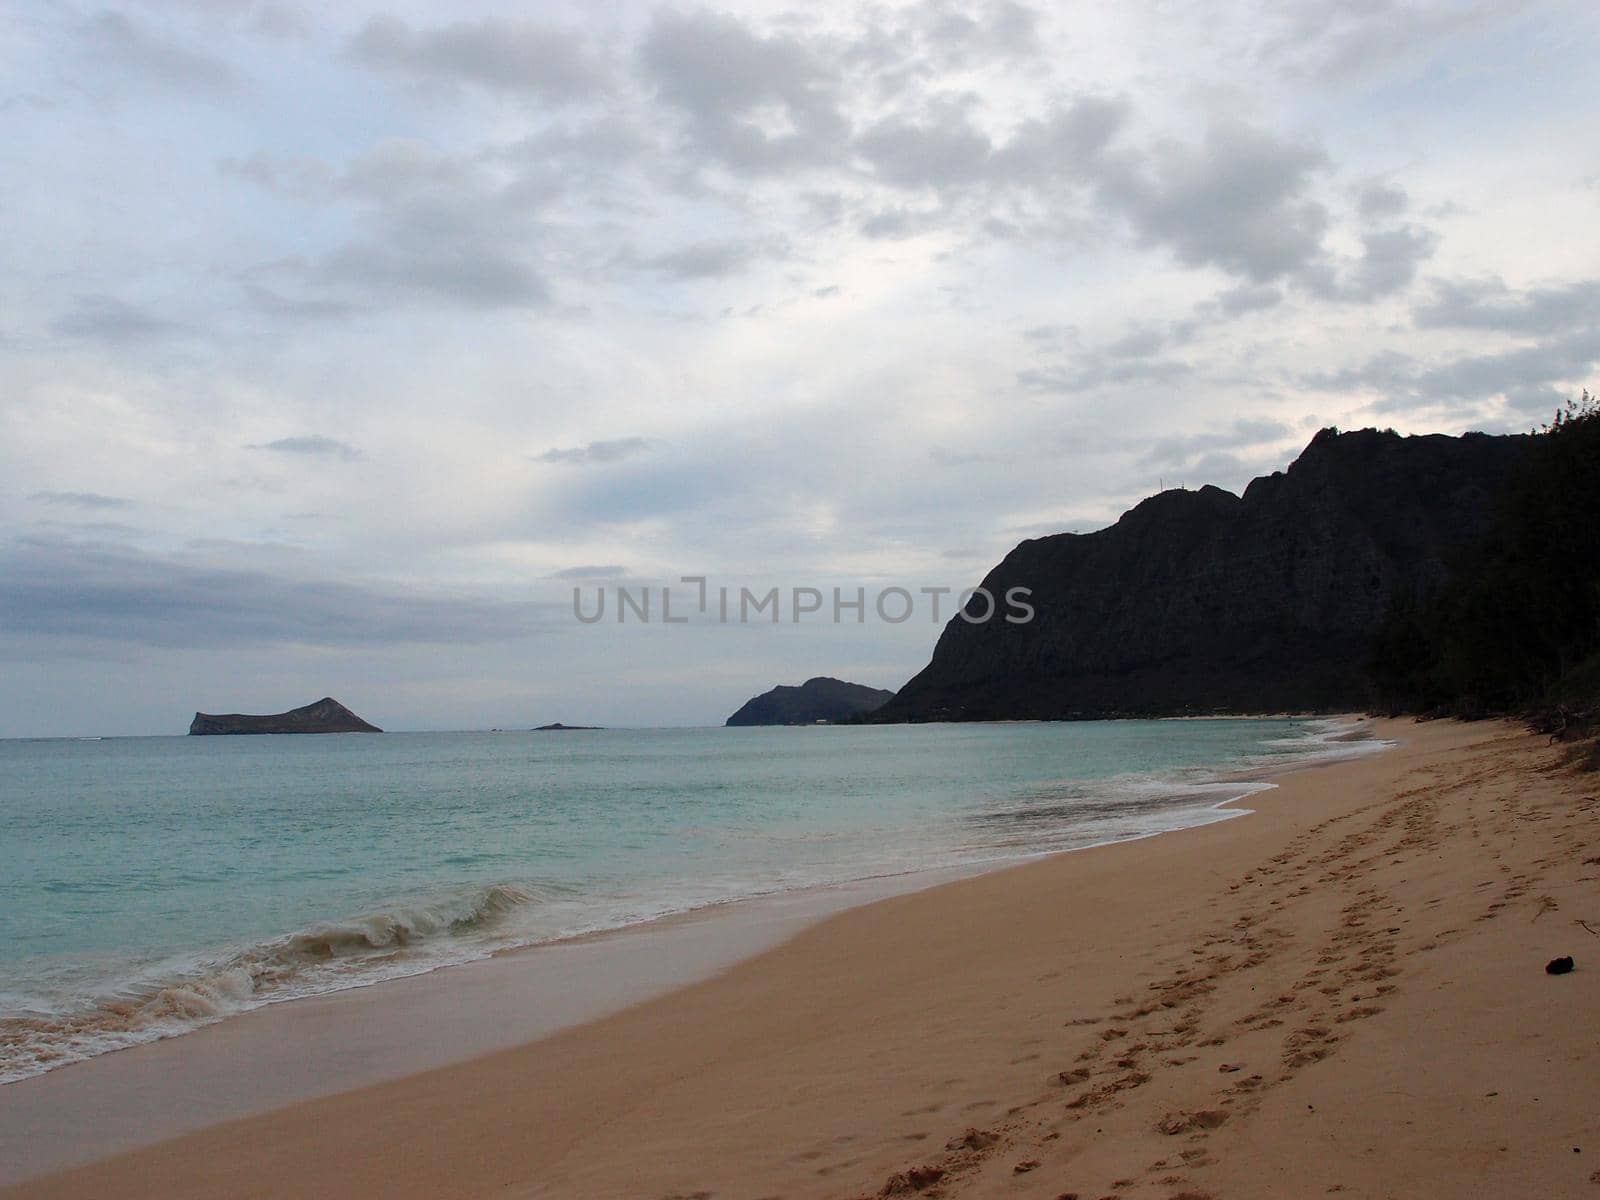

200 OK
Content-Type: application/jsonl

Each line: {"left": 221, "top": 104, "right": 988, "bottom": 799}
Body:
{"left": 0, "top": 718, "right": 1384, "bottom": 1084}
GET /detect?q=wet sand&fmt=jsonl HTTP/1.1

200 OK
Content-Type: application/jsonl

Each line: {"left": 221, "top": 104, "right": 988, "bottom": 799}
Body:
{"left": 5, "top": 717, "right": 1597, "bottom": 1199}
{"left": 0, "top": 867, "right": 994, "bottom": 1185}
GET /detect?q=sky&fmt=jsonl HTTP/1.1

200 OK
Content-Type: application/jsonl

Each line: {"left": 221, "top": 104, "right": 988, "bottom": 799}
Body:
{"left": 2, "top": 0, "right": 1598, "bottom": 736}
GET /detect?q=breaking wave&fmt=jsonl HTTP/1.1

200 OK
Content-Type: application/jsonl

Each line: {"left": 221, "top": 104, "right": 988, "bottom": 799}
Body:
{"left": 0, "top": 882, "right": 554, "bottom": 1084}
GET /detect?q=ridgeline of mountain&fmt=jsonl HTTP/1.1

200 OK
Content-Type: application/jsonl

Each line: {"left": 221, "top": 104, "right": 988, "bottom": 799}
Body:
{"left": 726, "top": 677, "right": 896, "bottom": 726}
{"left": 188, "top": 697, "right": 382, "bottom": 735}
{"left": 871, "top": 428, "right": 1532, "bottom": 722}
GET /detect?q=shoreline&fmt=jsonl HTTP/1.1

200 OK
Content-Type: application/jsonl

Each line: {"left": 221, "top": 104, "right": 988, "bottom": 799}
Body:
{"left": 15, "top": 717, "right": 1589, "bottom": 1198}
{"left": 0, "top": 716, "right": 1372, "bottom": 1097}
{"left": 0, "top": 861, "right": 999, "bottom": 1186}
{"left": 0, "top": 719, "right": 1376, "bottom": 1185}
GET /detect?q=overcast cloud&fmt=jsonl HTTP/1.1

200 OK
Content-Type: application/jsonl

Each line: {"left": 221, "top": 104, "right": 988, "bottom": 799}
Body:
{"left": 2, "top": 0, "right": 1597, "bottom": 734}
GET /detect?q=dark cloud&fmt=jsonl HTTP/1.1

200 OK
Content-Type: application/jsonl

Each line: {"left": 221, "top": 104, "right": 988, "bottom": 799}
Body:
{"left": 856, "top": 111, "right": 994, "bottom": 189}
{"left": 846, "top": 94, "right": 1128, "bottom": 242}
{"left": 0, "top": 538, "right": 541, "bottom": 651}
{"left": 223, "top": 15, "right": 1397, "bottom": 318}
{"left": 1095, "top": 121, "right": 1330, "bottom": 283}
{"left": 859, "top": 206, "right": 934, "bottom": 240}
{"left": 534, "top": 437, "right": 659, "bottom": 465}
{"left": 1408, "top": 329, "right": 1600, "bottom": 408}
{"left": 843, "top": 0, "right": 1043, "bottom": 88}
{"left": 1210, "top": 283, "right": 1283, "bottom": 316}
{"left": 52, "top": 295, "right": 179, "bottom": 342}
{"left": 240, "top": 282, "right": 356, "bottom": 320}
{"left": 236, "top": 141, "right": 556, "bottom": 312}
{"left": 251, "top": 435, "right": 362, "bottom": 461}
{"left": 29, "top": 491, "right": 132, "bottom": 510}
{"left": 1348, "top": 226, "right": 1436, "bottom": 298}
{"left": 539, "top": 457, "right": 717, "bottom": 526}
{"left": 1303, "top": 348, "right": 1418, "bottom": 394}
{"left": 1017, "top": 318, "right": 1197, "bottom": 395}
{"left": 1076, "top": 122, "right": 1428, "bottom": 303}
{"left": 989, "top": 96, "right": 1131, "bottom": 184}
{"left": 131, "top": 0, "right": 310, "bottom": 41}
{"left": 250, "top": 3, "right": 310, "bottom": 40}
{"left": 606, "top": 54, "right": 1383, "bottom": 310}
{"left": 1185, "top": 451, "right": 1250, "bottom": 484}
{"left": 549, "top": 564, "right": 630, "bottom": 580}
{"left": 1306, "top": 329, "right": 1600, "bottom": 414}
{"left": 505, "top": 115, "right": 655, "bottom": 183}
{"left": 1357, "top": 180, "right": 1408, "bottom": 221}
{"left": 1301, "top": 224, "right": 1437, "bottom": 301}
{"left": 929, "top": 447, "right": 1009, "bottom": 466}
{"left": 1414, "top": 277, "right": 1600, "bottom": 335}
{"left": 938, "top": 0, "right": 1041, "bottom": 61}
{"left": 1104, "top": 322, "right": 1192, "bottom": 359}
{"left": 640, "top": 9, "right": 849, "bottom": 174}
{"left": 1, "top": 92, "right": 59, "bottom": 114}
{"left": 218, "top": 151, "right": 337, "bottom": 199}
{"left": 1144, "top": 418, "right": 1293, "bottom": 467}
{"left": 897, "top": 0, "right": 1043, "bottom": 68}
{"left": 1006, "top": 516, "right": 1107, "bottom": 538}
{"left": 1260, "top": 0, "right": 1493, "bottom": 83}
{"left": 641, "top": 236, "right": 790, "bottom": 280}
{"left": 82, "top": 9, "right": 236, "bottom": 93}
{"left": 315, "top": 237, "right": 550, "bottom": 309}
{"left": 1017, "top": 356, "right": 1191, "bottom": 394}
{"left": 34, "top": 519, "right": 143, "bottom": 539}
{"left": 348, "top": 15, "right": 605, "bottom": 101}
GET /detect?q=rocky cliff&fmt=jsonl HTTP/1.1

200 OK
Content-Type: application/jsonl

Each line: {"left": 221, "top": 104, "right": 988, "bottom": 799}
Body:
{"left": 726, "top": 677, "right": 896, "bottom": 726}
{"left": 188, "top": 697, "right": 382, "bottom": 735}
{"left": 873, "top": 428, "right": 1530, "bottom": 722}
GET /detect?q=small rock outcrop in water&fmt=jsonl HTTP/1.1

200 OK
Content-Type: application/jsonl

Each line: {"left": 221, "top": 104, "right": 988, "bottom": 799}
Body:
{"left": 532, "top": 722, "right": 602, "bottom": 731}
{"left": 188, "top": 697, "right": 382, "bottom": 735}
{"left": 725, "top": 677, "right": 896, "bottom": 726}
{"left": 870, "top": 428, "right": 1531, "bottom": 722}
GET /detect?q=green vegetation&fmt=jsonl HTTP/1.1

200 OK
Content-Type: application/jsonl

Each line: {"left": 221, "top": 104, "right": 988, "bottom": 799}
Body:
{"left": 1369, "top": 391, "right": 1600, "bottom": 721}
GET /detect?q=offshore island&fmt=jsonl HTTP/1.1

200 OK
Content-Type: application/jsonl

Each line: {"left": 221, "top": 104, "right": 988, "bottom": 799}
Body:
{"left": 187, "top": 697, "right": 381, "bottom": 735}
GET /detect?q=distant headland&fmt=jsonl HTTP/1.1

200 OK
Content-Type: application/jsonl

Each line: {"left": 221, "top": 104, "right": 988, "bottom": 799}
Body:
{"left": 725, "top": 677, "right": 895, "bottom": 726}
{"left": 188, "top": 698, "right": 382, "bottom": 735}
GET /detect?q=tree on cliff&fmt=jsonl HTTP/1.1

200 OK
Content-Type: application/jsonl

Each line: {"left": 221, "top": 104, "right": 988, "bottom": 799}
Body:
{"left": 1369, "top": 390, "right": 1600, "bottom": 715}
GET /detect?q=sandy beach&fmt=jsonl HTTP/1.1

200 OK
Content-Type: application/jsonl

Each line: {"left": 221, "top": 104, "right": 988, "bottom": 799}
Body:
{"left": 5, "top": 716, "right": 1597, "bottom": 1200}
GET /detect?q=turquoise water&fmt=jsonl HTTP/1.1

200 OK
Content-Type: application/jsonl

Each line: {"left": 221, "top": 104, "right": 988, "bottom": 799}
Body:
{"left": 0, "top": 719, "right": 1379, "bottom": 1081}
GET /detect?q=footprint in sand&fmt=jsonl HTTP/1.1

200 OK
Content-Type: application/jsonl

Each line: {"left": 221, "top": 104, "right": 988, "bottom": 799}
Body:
{"left": 1157, "top": 1109, "right": 1230, "bottom": 1135}
{"left": 1335, "top": 1005, "right": 1382, "bottom": 1023}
